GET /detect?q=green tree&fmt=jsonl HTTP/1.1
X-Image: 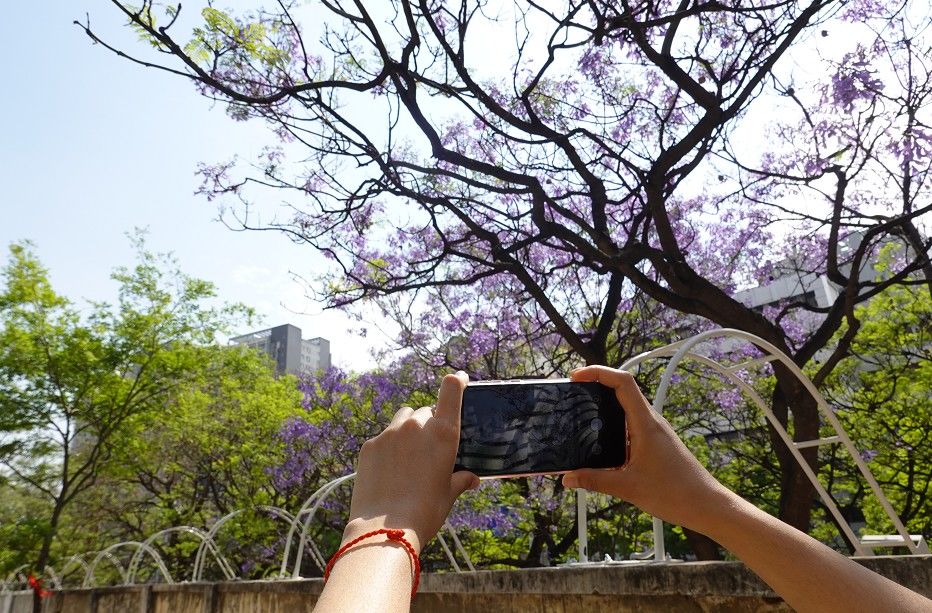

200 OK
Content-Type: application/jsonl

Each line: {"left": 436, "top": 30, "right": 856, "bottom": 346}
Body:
{"left": 822, "top": 281, "right": 932, "bottom": 544}
{"left": 0, "top": 483, "right": 49, "bottom": 577}
{"left": 0, "top": 238, "right": 251, "bottom": 577}
{"left": 64, "top": 345, "right": 304, "bottom": 581}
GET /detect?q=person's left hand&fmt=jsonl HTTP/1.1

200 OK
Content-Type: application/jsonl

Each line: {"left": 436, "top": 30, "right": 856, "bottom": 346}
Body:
{"left": 342, "top": 371, "right": 479, "bottom": 553}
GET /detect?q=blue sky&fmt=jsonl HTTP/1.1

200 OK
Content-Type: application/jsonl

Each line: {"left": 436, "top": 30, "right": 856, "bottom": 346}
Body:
{"left": 0, "top": 1, "right": 378, "bottom": 370}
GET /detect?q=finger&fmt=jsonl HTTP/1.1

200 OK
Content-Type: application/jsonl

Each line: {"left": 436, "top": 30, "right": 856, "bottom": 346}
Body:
{"left": 570, "top": 366, "right": 653, "bottom": 428}
{"left": 389, "top": 406, "right": 415, "bottom": 428}
{"left": 411, "top": 406, "right": 434, "bottom": 426}
{"left": 434, "top": 371, "right": 468, "bottom": 426}
{"left": 562, "top": 467, "right": 625, "bottom": 497}
{"left": 449, "top": 470, "right": 480, "bottom": 499}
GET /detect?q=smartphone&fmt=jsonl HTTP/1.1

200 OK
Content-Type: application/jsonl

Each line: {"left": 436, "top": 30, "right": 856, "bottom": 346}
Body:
{"left": 454, "top": 379, "right": 627, "bottom": 478}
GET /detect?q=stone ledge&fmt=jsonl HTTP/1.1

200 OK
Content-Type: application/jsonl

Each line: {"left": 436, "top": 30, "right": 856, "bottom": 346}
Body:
{"left": 10, "top": 555, "right": 928, "bottom": 613}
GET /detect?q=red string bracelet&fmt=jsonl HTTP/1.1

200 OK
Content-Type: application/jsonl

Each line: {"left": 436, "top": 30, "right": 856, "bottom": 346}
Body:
{"left": 324, "top": 528, "right": 421, "bottom": 598}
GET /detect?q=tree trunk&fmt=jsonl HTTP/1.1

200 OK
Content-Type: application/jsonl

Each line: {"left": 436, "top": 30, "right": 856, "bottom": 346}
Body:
{"left": 33, "top": 499, "right": 64, "bottom": 613}
{"left": 770, "top": 371, "right": 821, "bottom": 533}
{"left": 684, "top": 528, "right": 723, "bottom": 560}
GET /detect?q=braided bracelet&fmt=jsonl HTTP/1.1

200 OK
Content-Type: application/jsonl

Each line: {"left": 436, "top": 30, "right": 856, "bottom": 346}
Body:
{"left": 324, "top": 528, "right": 421, "bottom": 598}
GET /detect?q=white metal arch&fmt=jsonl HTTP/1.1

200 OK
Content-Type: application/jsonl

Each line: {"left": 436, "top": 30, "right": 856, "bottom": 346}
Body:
{"left": 280, "top": 473, "right": 356, "bottom": 577}
{"left": 83, "top": 542, "right": 172, "bottom": 587}
{"left": 192, "top": 506, "right": 295, "bottom": 581}
{"left": 1, "top": 565, "right": 29, "bottom": 593}
{"left": 126, "top": 525, "right": 234, "bottom": 584}
{"left": 48, "top": 554, "right": 91, "bottom": 589}
{"left": 575, "top": 327, "right": 926, "bottom": 563}
{"left": 42, "top": 566, "right": 61, "bottom": 590}
{"left": 281, "top": 472, "right": 475, "bottom": 579}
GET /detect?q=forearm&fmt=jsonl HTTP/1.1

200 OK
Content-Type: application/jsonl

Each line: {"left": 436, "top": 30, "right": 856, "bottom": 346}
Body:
{"left": 560, "top": 367, "right": 931, "bottom": 611}
{"left": 700, "top": 492, "right": 931, "bottom": 612}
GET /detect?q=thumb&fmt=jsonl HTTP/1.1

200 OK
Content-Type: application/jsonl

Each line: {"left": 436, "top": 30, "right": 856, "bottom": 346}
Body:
{"left": 562, "top": 468, "right": 617, "bottom": 494}
{"left": 450, "top": 470, "right": 480, "bottom": 499}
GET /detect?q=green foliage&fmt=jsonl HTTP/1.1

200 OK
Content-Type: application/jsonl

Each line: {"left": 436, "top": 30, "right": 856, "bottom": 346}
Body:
{"left": 0, "top": 485, "right": 50, "bottom": 574}
{"left": 123, "top": 3, "right": 161, "bottom": 48}
{"left": 823, "top": 282, "right": 932, "bottom": 543}
{"left": 0, "top": 236, "right": 257, "bottom": 573}
{"left": 184, "top": 7, "right": 287, "bottom": 69}
{"left": 77, "top": 345, "right": 302, "bottom": 543}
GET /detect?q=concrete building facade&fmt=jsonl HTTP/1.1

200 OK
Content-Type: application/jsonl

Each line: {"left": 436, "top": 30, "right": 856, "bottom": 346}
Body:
{"left": 301, "top": 336, "right": 331, "bottom": 374}
{"left": 230, "top": 324, "right": 331, "bottom": 376}
{"left": 734, "top": 232, "right": 890, "bottom": 313}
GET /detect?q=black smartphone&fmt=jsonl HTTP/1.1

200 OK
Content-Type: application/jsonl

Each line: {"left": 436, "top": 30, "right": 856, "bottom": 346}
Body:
{"left": 454, "top": 379, "right": 627, "bottom": 478}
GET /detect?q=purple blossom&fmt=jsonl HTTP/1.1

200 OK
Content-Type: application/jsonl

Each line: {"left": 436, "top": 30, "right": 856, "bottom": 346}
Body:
{"left": 715, "top": 387, "right": 745, "bottom": 416}
{"left": 268, "top": 368, "right": 413, "bottom": 496}
{"left": 830, "top": 55, "right": 884, "bottom": 113}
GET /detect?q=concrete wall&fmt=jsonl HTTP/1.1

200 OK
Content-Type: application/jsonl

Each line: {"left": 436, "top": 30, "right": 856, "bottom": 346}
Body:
{"left": 7, "top": 556, "right": 930, "bottom": 613}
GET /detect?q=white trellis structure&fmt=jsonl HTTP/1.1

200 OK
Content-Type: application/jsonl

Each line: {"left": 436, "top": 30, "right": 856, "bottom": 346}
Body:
{"left": 192, "top": 506, "right": 294, "bottom": 581}
{"left": 35, "top": 328, "right": 926, "bottom": 588}
{"left": 83, "top": 542, "right": 173, "bottom": 587}
{"left": 574, "top": 328, "right": 929, "bottom": 563}
{"left": 280, "top": 472, "right": 475, "bottom": 579}
{"left": 36, "top": 476, "right": 475, "bottom": 590}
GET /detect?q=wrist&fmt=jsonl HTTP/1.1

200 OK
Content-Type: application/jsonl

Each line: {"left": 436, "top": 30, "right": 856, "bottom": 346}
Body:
{"left": 325, "top": 525, "right": 423, "bottom": 600}
{"left": 342, "top": 518, "right": 424, "bottom": 554}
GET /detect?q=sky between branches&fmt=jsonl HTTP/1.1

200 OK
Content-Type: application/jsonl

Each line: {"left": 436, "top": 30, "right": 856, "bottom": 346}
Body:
{"left": 0, "top": 1, "right": 879, "bottom": 373}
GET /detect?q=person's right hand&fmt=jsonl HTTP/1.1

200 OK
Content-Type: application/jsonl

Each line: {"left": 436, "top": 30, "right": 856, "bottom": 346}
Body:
{"left": 343, "top": 372, "right": 478, "bottom": 554}
{"left": 563, "top": 367, "right": 932, "bottom": 613}
{"left": 562, "top": 366, "right": 736, "bottom": 534}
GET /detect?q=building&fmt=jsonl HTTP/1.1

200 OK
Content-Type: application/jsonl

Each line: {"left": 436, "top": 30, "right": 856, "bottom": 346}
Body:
{"left": 300, "top": 336, "right": 331, "bottom": 374}
{"left": 229, "top": 324, "right": 331, "bottom": 376}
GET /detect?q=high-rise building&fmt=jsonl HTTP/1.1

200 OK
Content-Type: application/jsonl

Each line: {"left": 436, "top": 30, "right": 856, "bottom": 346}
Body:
{"left": 230, "top": 324, "right": 331, "bottom": 376}
{"left": 301, "top": 336, "right": 331, "bottom": 374}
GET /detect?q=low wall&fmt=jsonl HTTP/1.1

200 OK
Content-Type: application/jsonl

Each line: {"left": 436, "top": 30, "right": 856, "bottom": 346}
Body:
{"left": 6, "top": 556, "right": 930, "bottom": 613}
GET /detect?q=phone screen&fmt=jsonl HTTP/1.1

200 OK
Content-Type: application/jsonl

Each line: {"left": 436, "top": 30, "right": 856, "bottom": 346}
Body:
{"left": 454, "top": 381, "right": 626, "bottom": 478}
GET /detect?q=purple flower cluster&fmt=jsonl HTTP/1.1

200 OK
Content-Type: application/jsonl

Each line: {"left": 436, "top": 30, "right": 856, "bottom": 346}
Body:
{"left": 448, "top": 481, "right": 523, "bottom": 537}
{"left": 447, "top": 503, "right": 520, "bottom": 538}
{"left": 267, "top": 368, "right": 409, "bottom": 497}
{"left": 831, "top": 59, "right": 884, "bottom": 113}
{"left": 269, "top": 417, "right": 325, "bottom": 491}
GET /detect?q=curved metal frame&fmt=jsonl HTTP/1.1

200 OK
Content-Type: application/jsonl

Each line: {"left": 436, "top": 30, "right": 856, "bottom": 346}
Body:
{"left": 281, "top": 473, "right": 357, "bottom": 578}
{"left": 192, "top": 506, "right": 295, "bottom": 581}
{"left": 123, "top": 525, "right": 233, "bottom": 584}
{"left": 83, "top": 542, "right": 172, "bottom": 588}
{"left": 43, "top": 565, "right": 61, "bottom": 590}
{"left": 281, "top": 472, "right": 475, "bottom": 578}
{"left": 48, "top": 553, "right": 92, "bottom": 588}
{"left": 575, "top": 327, "right": 924, "bottom": 562}
{"left": 1, "top": 566, "right": 29, "bottom": 593}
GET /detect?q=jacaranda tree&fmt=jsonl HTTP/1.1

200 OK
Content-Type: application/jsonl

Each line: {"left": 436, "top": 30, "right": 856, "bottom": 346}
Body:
{"left": 85, "top": 0, "right": 932, "bottom": 539}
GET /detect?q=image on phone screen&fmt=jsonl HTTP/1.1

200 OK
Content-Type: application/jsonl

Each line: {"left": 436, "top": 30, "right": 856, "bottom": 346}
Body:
{"left": 454, "top": 381, "right": 626, "bottom": 478}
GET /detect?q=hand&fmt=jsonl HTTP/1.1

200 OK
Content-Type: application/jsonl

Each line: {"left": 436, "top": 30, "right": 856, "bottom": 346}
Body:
{"left": 561, "top": 366, "right": 735, "bottom": 534}
{"left": 343, "top": 372, "right": 479, "bottom": 553}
